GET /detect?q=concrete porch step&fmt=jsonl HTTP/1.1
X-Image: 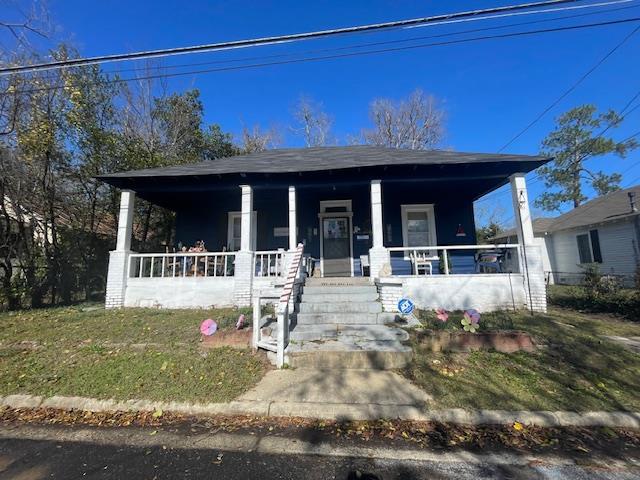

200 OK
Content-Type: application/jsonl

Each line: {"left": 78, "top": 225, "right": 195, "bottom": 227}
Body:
{"left": 298, "top": 302, "right": 382, "bottom": 314}
{"left": 305, "top": 277, "right": 370, "bottom": 286}
{"left": 296, "top": 312, "right": 392, "bottom": 325}
{"left": 290, "top": 324, "right": 410, "bottom": 342}
{"left": 286, "top": 341, "right": 413, "bottom": 370}
{"left": 302, "top": 285, "right": 377, "bottom": 295}
{"left": 301, "top": 292, "right": 379, "bottom": 303}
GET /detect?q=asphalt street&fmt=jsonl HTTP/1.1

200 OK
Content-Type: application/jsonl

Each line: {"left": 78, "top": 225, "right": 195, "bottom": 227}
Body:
{"left": 1, "top": 425, "right": 639, "bottom": 479}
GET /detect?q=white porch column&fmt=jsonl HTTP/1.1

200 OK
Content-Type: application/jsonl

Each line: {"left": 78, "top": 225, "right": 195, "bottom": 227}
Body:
{"left": 369, "top": 179, "right": 390, "bottom": 281}
{"left": 234, "top": 185, "right": 254, "bottom": 306}
{"left": 105, "top": 190, "right": 135, "bottom": 309}
{"left": 510, "top": 173, "right": 546, "bottom": 312}
{"left": 288, "top": 186, "right": 297, "bottom": 251}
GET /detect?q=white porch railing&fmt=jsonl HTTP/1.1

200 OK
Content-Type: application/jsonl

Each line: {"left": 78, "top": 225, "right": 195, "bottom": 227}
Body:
{"left": 252, "top": 243, "right": 304, "bottom": 368}
{"left": 386, "top": 244, "right": 521, "bottom": 276}
{"left": 128, "top": 252, "right": 236, "bottom": 278}
{"left": 254, "top": 250, "right": 286, "bottom": 277}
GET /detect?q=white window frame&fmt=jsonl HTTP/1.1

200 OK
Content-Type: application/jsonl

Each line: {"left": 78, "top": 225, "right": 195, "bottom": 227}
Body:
{"left": 401, "top": 204, "right": 437, "bottom": 258}
{"left": 575, "top": 232, "right": 594, "bottom": 265}
{"left": 227, "top": 211, "right": 257, "bottom": 251}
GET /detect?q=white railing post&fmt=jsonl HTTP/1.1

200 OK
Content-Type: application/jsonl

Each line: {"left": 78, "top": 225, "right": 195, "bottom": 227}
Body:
{"left": 252, "top": 294, "right": 261, "bottom": 352}
{"left": 443, "top": 248, "right": 450, "bottom": 275}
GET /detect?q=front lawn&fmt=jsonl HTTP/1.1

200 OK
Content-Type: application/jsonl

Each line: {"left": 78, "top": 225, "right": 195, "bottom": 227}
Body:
{"left": 0, "top": 305, "right": 267, "bottom": 403}
{"left": 404, "top": 308, "right": 640, "bottom": 412}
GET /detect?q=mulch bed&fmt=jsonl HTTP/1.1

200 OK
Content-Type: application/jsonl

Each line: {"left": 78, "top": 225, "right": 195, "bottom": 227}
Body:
{"left": 1, "top": 406, "right": 639, "bottom": 459}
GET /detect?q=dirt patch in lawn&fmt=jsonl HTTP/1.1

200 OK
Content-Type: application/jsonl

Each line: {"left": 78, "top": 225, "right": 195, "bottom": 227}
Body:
{"left": 412, "top": 330, "right": 537, "bottom": 353}
{"left": 201, "top": 329, "right": 252, "bottom": 350}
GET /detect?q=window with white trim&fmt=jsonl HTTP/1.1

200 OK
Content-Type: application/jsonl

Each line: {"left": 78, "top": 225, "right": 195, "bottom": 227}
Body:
{"left": 401, "top": 204, "right": 437, "bottom": 248}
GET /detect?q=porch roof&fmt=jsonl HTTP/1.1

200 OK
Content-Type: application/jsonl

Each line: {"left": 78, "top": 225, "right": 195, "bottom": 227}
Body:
{"left": 98, "top": 146, "right": 550, "bottom": 208}
{"left": 99, "top": 146, "right": 549, "bottom": 180}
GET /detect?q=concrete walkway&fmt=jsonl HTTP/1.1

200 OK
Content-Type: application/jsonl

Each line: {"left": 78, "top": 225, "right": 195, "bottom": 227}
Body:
{"left": 238, "top": 368, "right": 431, "bottom": 418}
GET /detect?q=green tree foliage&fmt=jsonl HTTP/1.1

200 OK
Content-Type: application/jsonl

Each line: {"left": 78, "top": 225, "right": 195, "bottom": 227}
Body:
{"left": 0, "top": 45, "right": 237, "bottom": 309}
{"left": 536, "top": 105, "right": 638, "bottom": 211}
{"left": 476, "top": 221, "right": 504, "bottom": 244}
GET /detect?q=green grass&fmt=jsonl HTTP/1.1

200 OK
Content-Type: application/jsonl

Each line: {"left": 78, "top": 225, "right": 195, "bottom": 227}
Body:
{"left": 404, "top": 308, "right": 640, "bottom": 412}
{"left": 0, "top": 304, "right": 267, "bottom": 403}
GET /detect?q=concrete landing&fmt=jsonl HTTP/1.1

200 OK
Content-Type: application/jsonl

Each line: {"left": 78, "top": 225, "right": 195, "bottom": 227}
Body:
{"left": 287, "top": 324, "right": 413, "bottom": 369}
{"left": 238, "top": 368, "right": 432, "bottom": 410}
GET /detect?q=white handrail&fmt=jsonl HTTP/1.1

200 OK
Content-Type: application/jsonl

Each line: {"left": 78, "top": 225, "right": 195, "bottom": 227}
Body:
{"left": 276, "top": 243, "right": 304, "bottom": 368}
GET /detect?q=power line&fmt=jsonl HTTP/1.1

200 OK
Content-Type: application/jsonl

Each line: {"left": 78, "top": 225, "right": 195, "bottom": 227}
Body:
{"left": 496, "top": 23, "right": 640, "bottom": 152}
{"left": 96, "top": 1, "right": 640, "bottom": 77}
{"left": 5, "top": 16, "right": 640, "bottom": 97}
{"left": 0, "top": 0, "right": 596, "bottom": 76}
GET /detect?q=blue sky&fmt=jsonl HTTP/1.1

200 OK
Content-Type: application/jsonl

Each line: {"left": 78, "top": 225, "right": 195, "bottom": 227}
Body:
{"left": 34, "top": 1, "right": 640, "bottom": 224}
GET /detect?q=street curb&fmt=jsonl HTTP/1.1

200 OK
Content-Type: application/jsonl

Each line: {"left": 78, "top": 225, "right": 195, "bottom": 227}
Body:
{"left": 2, "top": 394, "right": 640, "bottom": 428}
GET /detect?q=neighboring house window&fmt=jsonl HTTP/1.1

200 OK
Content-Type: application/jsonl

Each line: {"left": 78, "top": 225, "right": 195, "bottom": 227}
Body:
{"left": 227, "top": 211, "right": 257, "bottom": 251}
{"left": 576, "top": 230, "right": 602, "bottom": 264}
{"left": 589, "top": 229, "right": 603, "bottom": 263}
{"left": 576, "top": 234, "right": 592, "bottom": 264}
{"left": 401, "top": 204, "right": 437, "bottom": 248}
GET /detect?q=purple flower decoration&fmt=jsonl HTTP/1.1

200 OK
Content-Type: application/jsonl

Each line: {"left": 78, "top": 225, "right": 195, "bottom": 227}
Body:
{"left": 462, "top": 309, "right": 480, "bottom": 333}
{"left": 200, "top": 319, "right": 218, "bottom": 336}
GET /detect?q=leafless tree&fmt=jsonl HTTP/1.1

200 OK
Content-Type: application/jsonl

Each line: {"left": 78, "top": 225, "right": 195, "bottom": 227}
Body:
{"left": 290, "top": 95, "right": 333, "bottom": 147}
{"left": 0, "top": 0, "right": 50, "bottom": 50}
{"left": 240, "top": 124, "right": 281, "bottom": 153}
{"left": 360, "top": 89, "right": 445, "bottom": 150}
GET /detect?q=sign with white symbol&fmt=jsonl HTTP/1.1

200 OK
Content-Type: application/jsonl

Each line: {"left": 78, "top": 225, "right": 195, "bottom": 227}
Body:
{"left": 397, "top": 298, "right": 415, "bottom": 315}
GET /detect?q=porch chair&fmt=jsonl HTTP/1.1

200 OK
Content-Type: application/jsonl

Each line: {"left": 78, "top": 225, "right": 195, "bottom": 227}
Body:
{"left": 410, "top": 251, "right": 435, "bottom": 275}
{"left": 359, "top": 254, "right": 370, "bottom": 277}
{"left": 475, "top": 251, "right": 503, "bottom": 273}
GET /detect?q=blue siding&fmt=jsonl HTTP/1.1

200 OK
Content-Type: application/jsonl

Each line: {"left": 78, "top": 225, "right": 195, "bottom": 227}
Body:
{"left": 173, "top": 180, "right": 478, "bottom": 276}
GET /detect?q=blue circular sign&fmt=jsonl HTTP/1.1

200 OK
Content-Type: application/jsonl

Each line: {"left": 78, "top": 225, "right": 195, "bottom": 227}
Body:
{"left": 397, "top": 298, "right": 415, "bottom": 315}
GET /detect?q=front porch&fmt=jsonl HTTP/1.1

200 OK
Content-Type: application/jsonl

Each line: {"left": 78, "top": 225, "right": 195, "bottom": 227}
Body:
{"left": 103, "top": 168, "right": 546, "bottom": 314}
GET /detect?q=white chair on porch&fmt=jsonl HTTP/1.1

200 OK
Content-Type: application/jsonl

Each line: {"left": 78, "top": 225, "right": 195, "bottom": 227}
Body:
{"left": 410, "top": 251, "right": 436, "bottom": 275}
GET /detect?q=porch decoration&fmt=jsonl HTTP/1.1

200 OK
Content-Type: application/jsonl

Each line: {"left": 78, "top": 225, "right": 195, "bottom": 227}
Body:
{"left": 435, "top": 308, "right": 449, "bottom": 322}
{"left": 455, "top": 224, "right": 466, "bottom": 237}
{"left": 236, "top": 314, "right": 245, "bottom": 330}
{"left": 461, "top": 309, "right": 480, "bottom": 333}
{"left": 200, "top": 318, "right": 218, "bottom": 336}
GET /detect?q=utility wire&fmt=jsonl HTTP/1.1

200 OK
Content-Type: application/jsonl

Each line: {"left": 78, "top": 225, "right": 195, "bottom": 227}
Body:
{"left": 96, "top": 1, "right": 640, "bottom": 77}
{"left": 0, "top": 0, "right": 595, "bottom": 75}
{"left": 478, "top": 86, "right": 640, "bottom": 204}
{"left": 4, "top": 16, "right": 639, "bottom": 97}
{"left": 496, "top": 23, "right": 640, "bottom": 152}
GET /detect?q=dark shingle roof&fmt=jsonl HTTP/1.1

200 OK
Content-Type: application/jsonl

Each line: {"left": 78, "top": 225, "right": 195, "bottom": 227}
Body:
{"left": 490, "top": 185, "right": 640, "bottom": 241}
{"left": 546, "top": 185, "right": 640, "bottom": 232}
{"left": 98, "top": 145, "right": 548, "bottom": 179}
{"left": 490, "top": 217, "right": 556, "bottom": 241}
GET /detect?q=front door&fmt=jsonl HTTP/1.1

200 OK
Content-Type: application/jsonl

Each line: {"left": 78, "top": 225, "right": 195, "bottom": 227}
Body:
{"left": 321, "top": 216, "right": 352, "bottom": 276}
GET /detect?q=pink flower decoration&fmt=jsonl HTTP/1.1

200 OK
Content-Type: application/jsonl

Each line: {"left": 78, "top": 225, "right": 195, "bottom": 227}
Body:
{"left": 200, "top": 319, "right": 218, "bottom": 336}
{"left": 236, "top": 314, "right": 245, "bottom": 330}
{"left": 436, "top": 308, "right": 449, "bottom": 322}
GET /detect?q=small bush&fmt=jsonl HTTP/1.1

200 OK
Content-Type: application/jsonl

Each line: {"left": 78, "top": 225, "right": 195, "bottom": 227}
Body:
{"left": 548, "top": 284, "right": 640, "bottom": 320}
